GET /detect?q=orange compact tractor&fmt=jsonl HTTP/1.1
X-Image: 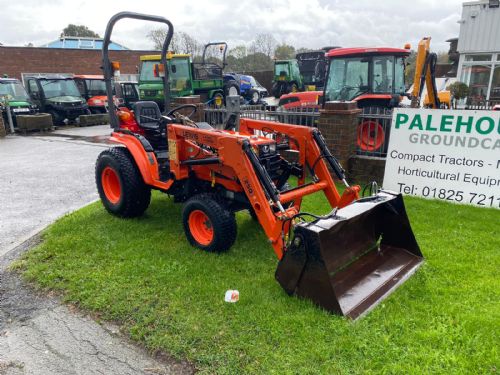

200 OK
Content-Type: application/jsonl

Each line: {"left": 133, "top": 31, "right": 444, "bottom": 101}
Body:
{"left": 96, "top": 12, "right": 423, "bottom": 319}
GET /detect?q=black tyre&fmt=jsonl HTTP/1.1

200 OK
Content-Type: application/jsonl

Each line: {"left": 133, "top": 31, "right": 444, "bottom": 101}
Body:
{"left": 95, "top": 147, "right": 151, "bottom": 217}
{"left": 182, "top": 194, "right": 237, "bottom": 253}
{"left": 288, "top": 82, "right": 298, "bottom": 93}
{"left": 272, "top": 82, "right": 281, "bottom": 98}
{"left": 224, "top": 80, "right": 240, "bottom": 98}
{"left": 48, "top": 111, "right": 63, "bottom": 126}
{"left": 248, "top": 89, "right": 260, "bottom": 105}
{"left": 212, "top": 92, "right": 224, "bottom": 108}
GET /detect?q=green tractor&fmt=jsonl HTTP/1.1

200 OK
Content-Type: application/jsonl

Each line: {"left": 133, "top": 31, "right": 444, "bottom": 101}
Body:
{"left": 271, "top": 59, "right": 304, "bottom": 98}
{"left": 138, "top": 42, "right": 238, "bottom": 109}
{"left": 138, "top": 53, "right": 193, "bottom": 109}
{"left": 0, "top": 77, "right": 38, "bottom": 129}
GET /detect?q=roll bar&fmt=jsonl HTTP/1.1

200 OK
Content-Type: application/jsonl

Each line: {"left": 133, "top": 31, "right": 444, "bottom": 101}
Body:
{"left": 201, "top": 42, "right": 228, "bottom": 69}
{"left": 102, "top": 11, "right": 174, "bottom": 130}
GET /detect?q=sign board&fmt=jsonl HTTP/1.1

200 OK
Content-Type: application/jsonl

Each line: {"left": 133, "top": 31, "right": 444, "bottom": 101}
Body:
{"left": 383, "top": 108, "right": 500, "bottom": 209}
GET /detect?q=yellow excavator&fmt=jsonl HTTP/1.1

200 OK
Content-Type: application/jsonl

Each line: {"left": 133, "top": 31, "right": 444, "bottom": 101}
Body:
{"left": 411, "top": 37, "right": 451, "bottom": 108}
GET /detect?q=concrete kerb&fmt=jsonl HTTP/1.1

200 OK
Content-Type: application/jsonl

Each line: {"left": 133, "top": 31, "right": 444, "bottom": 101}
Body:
{"left": 0, "top": 199, "right": 99, "bottom": 259}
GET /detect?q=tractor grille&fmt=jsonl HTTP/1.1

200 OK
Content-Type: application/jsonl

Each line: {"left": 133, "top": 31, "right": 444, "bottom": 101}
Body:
{"left": 62, "top": 102, "right": 81, "bottom": 107}
{"left": 259, "top": 151, "right": 282, "bottom": 181}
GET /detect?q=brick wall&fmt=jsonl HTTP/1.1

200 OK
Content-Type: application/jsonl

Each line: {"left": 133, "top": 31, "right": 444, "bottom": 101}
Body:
{"left": 318, "top": 101, "right": 388, "bottom": 185}
{"left": 317, "top": 101, "right": 361, "bottom": 171}
{"left": 348, "top": 155, "right": 386, "bottom": 185}
{"left": 0, "top": 46, "right": 157, "bottom": 80}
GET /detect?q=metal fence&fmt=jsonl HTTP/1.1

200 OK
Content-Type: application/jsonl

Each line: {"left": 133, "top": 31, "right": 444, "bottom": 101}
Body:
{"left": 203, "top": 100, "right": 396, "bottom": 157}
{"left": 465, "top": 99, "right": 500, "bottom": 110}
{"left": 203, "top": 100, "right": 320, "bottom": 129}
{"left": 356, "top": 107, "right": 393, "bottom": 157}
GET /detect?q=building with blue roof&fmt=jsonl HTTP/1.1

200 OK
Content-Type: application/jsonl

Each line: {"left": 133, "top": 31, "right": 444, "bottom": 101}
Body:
{"left": 40, "top": 37, "right": 128, "bottom": 50}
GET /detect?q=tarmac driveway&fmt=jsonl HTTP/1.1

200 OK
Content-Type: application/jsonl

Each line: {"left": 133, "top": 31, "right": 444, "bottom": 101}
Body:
{"left": 0, "top": 127, "right": 191, "bottom": 374}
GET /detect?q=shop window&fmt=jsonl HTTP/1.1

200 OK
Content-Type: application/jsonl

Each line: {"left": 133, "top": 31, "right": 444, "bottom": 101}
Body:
{"left": 465, "top": 54, "right": 492, "bottom": 62}
{"left": 490, "top": 65, "right": 500, "bottom": 100}
{"left": 461, "top": 64, "right": 491, "bottom": 101}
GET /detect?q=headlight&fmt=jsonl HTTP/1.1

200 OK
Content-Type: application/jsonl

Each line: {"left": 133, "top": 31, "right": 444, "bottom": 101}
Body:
{"left": 158, "top": 90, "right": 164, "bottom": 95}
{"left": 259, "top": 142, "right": 277, "bottom": 155}
{"left": 140, "top": 90, "right": 145, "bottom": 96}
{"left": 93, "top": 100, "right": 103, "bottom": 105}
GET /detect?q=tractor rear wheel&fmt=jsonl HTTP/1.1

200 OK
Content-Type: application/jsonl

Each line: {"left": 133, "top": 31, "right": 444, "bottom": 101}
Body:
{"left": 212, "top": 92, "right": 224, "bottom": 108}
{"left": 224, "top": 80, "right": 240, "bottom": 98}
{"left": 272, "top": 83, "right": 281, "bottom": 98}
{"left": 182, "top": 194, "right": 236, "bottom": 253}
{"left": 95, "top": 147, "right": 151, "bottom": 217}
{"left": 48, "top": 111, "right": 63, "bottom": 126}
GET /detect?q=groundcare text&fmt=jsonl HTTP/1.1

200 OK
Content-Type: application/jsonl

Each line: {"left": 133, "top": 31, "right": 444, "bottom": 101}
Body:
{"left": 383, "top": 108, "right": 500, "bottom": 209}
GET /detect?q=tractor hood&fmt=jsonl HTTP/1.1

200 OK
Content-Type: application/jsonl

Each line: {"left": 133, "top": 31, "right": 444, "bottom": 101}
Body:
{"left": 139, "top": 83, "right": 162, "bottom": 90}
{"left": 88, "top": 95, "right": 108, "bottom": 106}
{"left": 47, "top": 96, "right": 85, "bottom": 104}
{"left": 3, "top": 100, "right": 31, "bottom": 108}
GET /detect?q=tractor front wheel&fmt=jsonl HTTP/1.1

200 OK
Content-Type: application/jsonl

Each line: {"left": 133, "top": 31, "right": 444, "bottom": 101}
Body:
{"left": 95, "top": 147, "right": 151, "bottom": 217}
{"left": 182, "top": 194, "right": 236, "bottom": 253}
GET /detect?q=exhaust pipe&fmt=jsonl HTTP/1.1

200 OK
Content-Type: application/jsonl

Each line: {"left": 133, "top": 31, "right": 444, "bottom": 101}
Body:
{"left": 275, "top": 191, "right": 423, "bottom": 320}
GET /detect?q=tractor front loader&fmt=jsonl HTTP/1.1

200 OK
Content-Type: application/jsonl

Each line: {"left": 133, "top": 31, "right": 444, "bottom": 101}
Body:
{"left": 97, "top": 12, "right": 424, "bottom": 319}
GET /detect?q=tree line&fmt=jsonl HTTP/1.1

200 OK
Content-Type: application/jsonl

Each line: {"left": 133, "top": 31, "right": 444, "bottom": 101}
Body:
{"left": 51, "top": 24, "right": 452, "bottom": 87}
{"left": 147, "top": 28, "right": 312, "bottom": 72}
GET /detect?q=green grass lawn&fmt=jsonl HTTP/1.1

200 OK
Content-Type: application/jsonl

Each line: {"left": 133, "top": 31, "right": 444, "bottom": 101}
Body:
{"left": 17, "top": 192, "right": 499, "bottom": 374}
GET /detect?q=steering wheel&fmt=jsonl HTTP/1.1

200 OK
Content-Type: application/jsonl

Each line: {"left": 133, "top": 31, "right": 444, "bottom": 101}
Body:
{"left": 166, "top": 104, "right": 198, "bottom": 118}
{"left": 339, "top": 86, "right": 356, "bottom": 101}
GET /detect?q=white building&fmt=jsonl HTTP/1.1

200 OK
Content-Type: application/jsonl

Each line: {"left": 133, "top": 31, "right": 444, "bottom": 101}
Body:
{"left": 456, "top": 0, "right": 500, "bottom": 103}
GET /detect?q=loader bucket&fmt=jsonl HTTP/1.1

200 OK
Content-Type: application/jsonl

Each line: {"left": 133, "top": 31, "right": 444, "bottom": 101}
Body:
{"left": 275, "top": 191, "right": 423, "bottom": 319}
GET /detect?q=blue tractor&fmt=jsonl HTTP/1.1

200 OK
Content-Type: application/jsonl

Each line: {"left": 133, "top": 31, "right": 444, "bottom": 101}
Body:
{"left": 223, "top": 73, "right": 268, "bottom": 104}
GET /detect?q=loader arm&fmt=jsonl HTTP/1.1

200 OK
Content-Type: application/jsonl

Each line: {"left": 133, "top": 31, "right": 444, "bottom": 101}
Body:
{"left": 167, "top": 120, "right": 360, "bottom": 258}
{"left": 411, "top": 37, "right": 440, "bottom": 109}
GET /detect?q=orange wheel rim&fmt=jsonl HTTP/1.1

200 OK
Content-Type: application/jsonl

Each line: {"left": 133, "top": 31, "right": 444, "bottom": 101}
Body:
{"left": 188, "top": 210, "right": 214, "bottom": 246}
{"left": 101, "top": 166, "right": 121, "bottom": 204}
{"left": 357, "top": 120, "right": 385, "bottom": 151}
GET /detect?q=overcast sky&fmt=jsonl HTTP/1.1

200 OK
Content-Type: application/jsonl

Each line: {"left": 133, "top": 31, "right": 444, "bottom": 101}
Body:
{"left": 0, "top": 0, "right": 465, "bottom": 52}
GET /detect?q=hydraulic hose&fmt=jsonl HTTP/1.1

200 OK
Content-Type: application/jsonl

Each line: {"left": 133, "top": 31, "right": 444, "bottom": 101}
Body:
{"left": 418, "top": 52, "right": 441, "bottom": 109}
{"left": 242, "top": 140, "right": 284, "bottom": 211}
{"left": 311, "top": 130, "right": 349, "bottom": 187}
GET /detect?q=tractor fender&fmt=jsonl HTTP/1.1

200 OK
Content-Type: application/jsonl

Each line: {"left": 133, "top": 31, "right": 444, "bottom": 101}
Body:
{"left": 208, "top": 89, "right": 224, "bottom": 99}
{"left": 109, "top": 133, "right": 159, "bottom": 184}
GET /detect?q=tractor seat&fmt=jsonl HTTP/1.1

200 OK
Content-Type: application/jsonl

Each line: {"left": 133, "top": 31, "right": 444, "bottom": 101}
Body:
{"left": 133, "top": 101, "right": 167, "bottom": 151}
{"left": 133, "top": 101, "right": 162, "bottom": 130}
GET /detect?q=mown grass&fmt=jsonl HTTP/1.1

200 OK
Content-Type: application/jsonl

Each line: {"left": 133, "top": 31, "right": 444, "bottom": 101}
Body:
{"left": 17, "top": 192, "right": 499, "bottom": 374}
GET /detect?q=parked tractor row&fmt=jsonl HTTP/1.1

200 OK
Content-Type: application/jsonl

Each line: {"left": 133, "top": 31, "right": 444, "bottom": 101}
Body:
{"left": 0, "top": 73, "right": 139, "bottom": 130}
{"left": 137, "top": 42, "right": 268, "bottom": 110}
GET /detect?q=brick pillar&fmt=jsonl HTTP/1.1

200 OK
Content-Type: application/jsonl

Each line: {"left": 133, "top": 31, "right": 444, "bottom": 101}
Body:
{"left": 318, "top": 101, "right": 361, "bottom": 169}
{"left": 171, "top": 95, "right": 204, "bottom": 122}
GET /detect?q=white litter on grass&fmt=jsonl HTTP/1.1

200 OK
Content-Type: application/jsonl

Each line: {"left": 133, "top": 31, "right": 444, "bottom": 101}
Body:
{"left": 224, "top": 290, "right": 239, "bottom": 303}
